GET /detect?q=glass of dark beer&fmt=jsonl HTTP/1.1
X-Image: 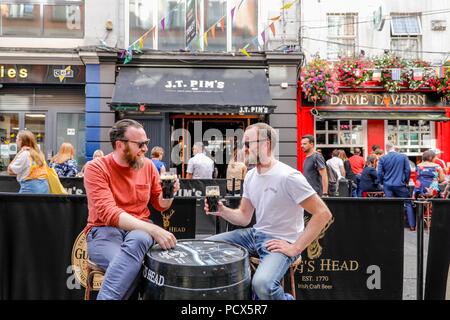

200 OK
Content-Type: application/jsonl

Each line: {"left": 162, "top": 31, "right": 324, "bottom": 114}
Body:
{"left": 206, "top": 186, "right": 220, "bottom": 214}
{"left": 161, "top": 172, "right": 177, "bottom": 199}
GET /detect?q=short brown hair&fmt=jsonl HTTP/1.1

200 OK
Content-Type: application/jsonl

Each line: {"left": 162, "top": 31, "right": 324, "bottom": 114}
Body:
{"left": 109, "top": 119, "right": 143, "bottom": 150}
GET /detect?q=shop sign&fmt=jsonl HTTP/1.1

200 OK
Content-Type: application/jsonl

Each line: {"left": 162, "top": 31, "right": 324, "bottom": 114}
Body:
{"left": 330, "top": 93, "right": 428, "bottom": 106}
{"left": 0, "top": 64, "right": 85, "bottom": 84}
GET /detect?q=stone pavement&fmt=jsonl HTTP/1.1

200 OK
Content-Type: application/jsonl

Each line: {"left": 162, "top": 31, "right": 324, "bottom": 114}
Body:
{"left": 403, "top": 228, "right": 430, "bottom": 300}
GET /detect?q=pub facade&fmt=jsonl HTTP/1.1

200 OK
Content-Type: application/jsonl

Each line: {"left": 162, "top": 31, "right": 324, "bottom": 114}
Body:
{"left": 297, "top": 88, "right": 450, "bottom": 169}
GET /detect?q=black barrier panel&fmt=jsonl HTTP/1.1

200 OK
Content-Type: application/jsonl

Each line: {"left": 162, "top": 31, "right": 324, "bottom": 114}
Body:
{"left": 294, "top": 198, "right": 405, "bottom": 300}
{"left": 149, "top": 197, "right": 197, "bottom": 239}
{"left": 425, "top": 200, "right": 450, "bottom": 300}
{"left": 0, "top": 176, "right": 84, "bottom": 194}
{"left": 0, "top": 193, "right": 87, "bottom": 300}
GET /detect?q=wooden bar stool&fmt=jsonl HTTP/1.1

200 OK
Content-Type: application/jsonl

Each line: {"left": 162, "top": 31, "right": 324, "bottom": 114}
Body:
{"left": 250, "top": 256, "right": 302, "bottom": 299}
{"left": 84, "top": 260, "right": 105, "bottom": 300}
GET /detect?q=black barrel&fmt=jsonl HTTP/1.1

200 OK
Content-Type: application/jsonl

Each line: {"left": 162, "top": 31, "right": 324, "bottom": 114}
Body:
{"left": 140, "top": 239, "right": 251, "bottom": 300}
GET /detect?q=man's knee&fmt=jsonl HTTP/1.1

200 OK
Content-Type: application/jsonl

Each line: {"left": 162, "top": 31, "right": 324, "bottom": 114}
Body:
{"left": 123, "top": 230, "right": 153, "bottom": 253}
{"left": 252, "top": 273, "right": 275, "bottom": 299}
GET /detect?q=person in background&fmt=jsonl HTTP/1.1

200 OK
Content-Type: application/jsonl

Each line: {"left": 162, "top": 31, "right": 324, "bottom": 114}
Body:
{"left": 378, "top": 142, "right": 415, "bottom": 231}
{"left": 431, "top": 148, "right": 447, "bottom": 171}
{"left": 326, "top": 149, "right": 345, "bottom": 180}
{"left": 349, "top": 148, "right": 365, "bottom": 196}
{"left": 79, "top": 149, "right": 104, "bottom": 177}
{"left": 186, "top": 142, "right": 214, "bottom": 179}
{"left": 338, "top": 149, "right": 357, "bottom": 197}
{"left": 414, "top": 150, "right": 445, "bottom": 199}
{"left": 7, "top": 130, "right": 49, "bottom": 194}
{"left": 371, "top": 144, "right": 380, "bottom": 154}
{"left": 151, "top": 146, "right": 166, "bottom": 174}
{"left": 226, "top": 148, "right": 247, "bottom": 195}
{"left": 50, "top": 142, "right": 78, "bottom": 177}
{"left": 374, "top": 148, "right": 384, "bottom": 160}
{"left": 301, "top": 135, "right": 328, "bottom": 196}
{"left": 359, "top": 155, "right": 382, "bottom": 197}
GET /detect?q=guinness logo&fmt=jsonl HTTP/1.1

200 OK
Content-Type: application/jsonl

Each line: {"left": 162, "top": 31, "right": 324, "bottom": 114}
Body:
{"left": 71, "top": 232, "right": 103, "bottom": 290}
{"left": 304, "top": 216, "right": 335, "bottom": 260}
{"left": 161, "top": 209, "right": 175, "bottom": 229}
{"left": 54, "top": 66, "right": 74, "bottom": 82}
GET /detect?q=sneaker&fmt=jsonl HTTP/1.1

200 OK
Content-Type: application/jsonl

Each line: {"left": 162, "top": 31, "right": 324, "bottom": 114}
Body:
{"left": 284, "top": 293, "right": 295, "bottom": 300}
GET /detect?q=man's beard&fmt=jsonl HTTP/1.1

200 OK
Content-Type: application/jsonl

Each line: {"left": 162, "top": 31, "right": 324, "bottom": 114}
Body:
{"left": 245, "top": 151, "right": 261, "bottom": 166}
{"left": 124, "top": 145, "right": 145, "bottom": 170}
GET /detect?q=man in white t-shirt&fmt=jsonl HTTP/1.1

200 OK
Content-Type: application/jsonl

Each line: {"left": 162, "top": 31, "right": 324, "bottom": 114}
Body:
{"left": 326, "top": 149, "right": 345, "bottom": 180}
{"left": 186, "top": 142, "right": 214, "bottom": 179}
{"left": 206, "top": 123, "right": 332, "bottom": 300}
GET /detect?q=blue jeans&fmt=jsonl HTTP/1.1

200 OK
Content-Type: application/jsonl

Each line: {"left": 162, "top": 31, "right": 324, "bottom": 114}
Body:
{"left": 207, "top": 228, "right": 299, "bottom": 300}
{"left": 87, "top": 226, "right": 154, "bottom": 300}
{"left": 19, "top": 179, "right": 49, "bottom": 194}
{"left": 383, "top": 185, "right": 416, "bottom": 228}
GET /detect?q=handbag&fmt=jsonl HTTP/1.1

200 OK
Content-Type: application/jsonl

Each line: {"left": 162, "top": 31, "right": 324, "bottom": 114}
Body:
{"left": 46, "top": 166, "right": 68, "bottom": 194}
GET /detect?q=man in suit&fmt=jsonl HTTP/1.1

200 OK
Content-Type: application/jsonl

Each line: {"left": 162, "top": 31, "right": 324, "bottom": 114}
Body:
{"left": 378, "top": 142, "right": 415, "bottom": 230}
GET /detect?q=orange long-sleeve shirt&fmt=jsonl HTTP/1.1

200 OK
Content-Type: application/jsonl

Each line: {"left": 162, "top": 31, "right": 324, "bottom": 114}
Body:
{"left": 83, "top": 153, "right": 164, "bottom": 234}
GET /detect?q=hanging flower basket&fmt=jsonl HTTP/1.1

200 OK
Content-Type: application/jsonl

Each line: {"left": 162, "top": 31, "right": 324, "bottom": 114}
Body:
{"left": 334, "top": 56, "right": 373, "bottom": 88}
{"left": 301, "top": 58, "right": 339, "bottom": 103}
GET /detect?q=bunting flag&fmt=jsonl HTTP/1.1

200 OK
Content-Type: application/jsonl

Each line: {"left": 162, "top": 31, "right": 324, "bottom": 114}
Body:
{"left": 413, "top": 68, "right": 423, "bottom": 81}
{"left": 203, "top": 32, "right": 208, "bottom": 47}
{"left": 260, "top": 30, "right": 266, "bottom": 44}
{"left": 281, "top": 2, "right": 294, "bottom": 10}
{"left": 211, "top": 25, "right": 216, "bottom": 38}
{"left": 119, "top": 49, "right": 126, "bottom": 59}
{"left": 138, "top": 37, "right": 144, "bottom": 49}
{"left": 161, "top": 17, "right": 165, "bottom": 31}
{"left": 372, "top": 69, "right": 381, "bottom": 81}
{"left": 270, "top": 15, "right": 281, "bottom": 21}
{"left": 391, "top": 68, "right": 401, "bottom": 81}
{"left": 354, "top": 69, "right": 361, "bottom": 77}
{"left": 269, "top": 22, "right": 276, "bottom": 36}
{"left": 252, "top": 37, "right": 259, "bottom": 49}
{"left": 231, "top": 7, "right": 236, "bottom": 21}
{"left": 219, "top": 17, "right": 225, "bottom": 32}
{"left": 239, "top": 48, "right": 250, "bottom": 57}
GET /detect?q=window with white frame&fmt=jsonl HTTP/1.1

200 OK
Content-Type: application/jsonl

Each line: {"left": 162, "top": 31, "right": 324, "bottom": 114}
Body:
{"left": 327, "top": 13, "right": 357, "bottom": 60}
{"left": 390, "top": 14, "right": 422, "bottom": 59}
{"left": 315, "top": 120, "right": 365, "bottom": 147}
{"left": 386, "top": 120, "right": 434, "bottom": 156}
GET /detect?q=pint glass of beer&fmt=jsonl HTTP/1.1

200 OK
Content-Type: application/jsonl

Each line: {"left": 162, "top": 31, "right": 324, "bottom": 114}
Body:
{"left": 205, "top": 186, "right": 220, "bottom": 213}
{"left": 161, "top": 172, "right": 177, "bottom": 199}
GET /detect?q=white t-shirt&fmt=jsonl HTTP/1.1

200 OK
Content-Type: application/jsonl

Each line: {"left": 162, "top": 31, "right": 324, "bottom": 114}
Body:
{"left": 9, "top": 150, "right": 31, "bottom": 181}
{"left": 186, "top": 153, "right": 214, "bottom": 179}
{"left": 242, "top": 160, "right": 316, "bottom": 243}
{"left": 326, "top": 157, "right": 344, "bottom": 180}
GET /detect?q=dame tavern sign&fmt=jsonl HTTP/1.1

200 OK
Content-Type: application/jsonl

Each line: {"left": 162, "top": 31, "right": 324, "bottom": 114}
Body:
{"left": 330, "top": 93, "right": 427, "bottom": 106}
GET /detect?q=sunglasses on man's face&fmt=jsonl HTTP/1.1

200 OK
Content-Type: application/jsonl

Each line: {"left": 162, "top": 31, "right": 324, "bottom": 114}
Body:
{"left": 243, "top": 139, "right": 267, "bottom": 149}
{"left": 119, "top": 139, "right": 150, "bottom": 149}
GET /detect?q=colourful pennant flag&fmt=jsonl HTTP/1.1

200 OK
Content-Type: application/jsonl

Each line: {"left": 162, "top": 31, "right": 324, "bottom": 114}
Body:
{"left": 270, "top": 15, "right": 281, "bottom": 21}
{"left": 219, "top": 17, "right": 225, "bottom": 32}
{"left": 281, "top": 2, "right": 294, "bottom": 10}
{"left": 231, "top": 7, "right": 236, "bottom": 21}
{"left": 124, "top": 50, "right": 133, "bottom": 64}
{"left": 161, "top": 17, "right": 165, "bottom": 31}
{"left": 138, "top": 37, "right": 144, "bottom": 49}
{"left": 239, "top": 48, "right": 250, "bottom": 57}
{"left": 269, "top": 22, "right": 276, "bottom": 36}
{"left": 119, "top": 49, "right": 126, "bottom": 59}
{"left": 392, "top": 68, "right": 401, "bottom": 81}
{"left": 203, "top": 32, "right": 208, "bottom": 47}
{"left": 252, "top": 37, "right": 259, "bottom": 49}
{"left": 413, "top": 68, "right": 423, "bottom": 81}
{"left": 260, "top": 31, "right": 266, "bottom": 44}
{"left": 372, "top": 69, "right": 381, "bottom": 81}
{"left": 211, "top": 25, "right": 216, "bottom": 38}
